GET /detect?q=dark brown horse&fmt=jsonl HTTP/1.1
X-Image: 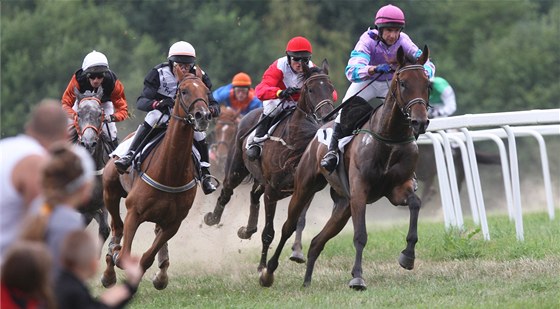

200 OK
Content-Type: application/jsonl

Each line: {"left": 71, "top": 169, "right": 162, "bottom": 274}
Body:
{"left": 100, "top": 70, "right": 211, "bottom": 290}
{"left": 210, "top": 106, "right": 241, "bottom": 175}
{"left": 204, "top": 60, "right": 335, "bottom": 270}
{"left": 259, "top": 46, "right": 431, "bottom": 290}
{"left": 71, "top": 89, "right": 113, "bottom": 247}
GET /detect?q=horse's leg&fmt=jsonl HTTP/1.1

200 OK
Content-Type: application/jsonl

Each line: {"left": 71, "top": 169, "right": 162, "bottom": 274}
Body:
{"left": 289, "top": 203, "right": 309, "bottom": 264}
{"left": 204, "top": 152, "right": 249, "bottom": 226}
{"left": 348, "top": 193, "right": 369, "bottom": 290}
{"left": 304, "top": 194, "right": 351, "bottom": 288}
{"left": 238, "top": 182, "right": 264, "bottom": 239}
{"left": 141, "top": 222, "right": 182, "bottom": 290}
{"left": 98, "top": 207, "right": 111, "bottom": 248}
{"left": 258, "top": 191, "right": 277, "bottom": 272}
{"left": 153, "top": 224, "right": 170, "bottom": 290}
{"left": 101, "top": 191, "right": 125, "bottom": 287}
{"left": 113, "top": 206, "right": 142, "bottom": 270}
{"left": 398, "top": 192, "right": 421, "bottom": 270}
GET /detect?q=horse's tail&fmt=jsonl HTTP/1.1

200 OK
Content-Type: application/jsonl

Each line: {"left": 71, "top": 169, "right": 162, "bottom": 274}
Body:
{"left": 475, "top": 150, "right": 501, "bottom": 165}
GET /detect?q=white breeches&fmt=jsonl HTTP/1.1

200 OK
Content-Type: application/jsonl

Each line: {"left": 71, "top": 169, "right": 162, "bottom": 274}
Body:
{"left": 144, "top": 109, "right": 206, "bottom": 141}
{"left": 335, "top": 80, "right": 390, "bottom": 123}
{"left": 262, "top": 99, "right": 297, "bottom": 117}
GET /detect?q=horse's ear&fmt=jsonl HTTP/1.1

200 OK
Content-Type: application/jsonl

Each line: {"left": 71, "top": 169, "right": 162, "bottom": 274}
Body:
{"left": 397, "top": 46, "right": 405, "bottom": 67}
{"left": 74, "top": 87, "right": 84, "bottom": 101}
{"left": 321, "top": 59, "right": 329, "bottom": 75}
{"left": 96, "top": 86, "right": 104, "bottom": 99}
{"left": 417, "top": 45, "right": 430, "bottom": 65}
{"left": 174, "top": 64, "right": 185, "bottom": 81}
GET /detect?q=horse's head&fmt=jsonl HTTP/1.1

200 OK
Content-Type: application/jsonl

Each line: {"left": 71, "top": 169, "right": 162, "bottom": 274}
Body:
{"left": 172, "top": 69, "right": 211, "bottom": 132}
{"left": 73, "top": 87, "right": 104, "bottom": 153}
{"left": 299, "top": 59, "right": 335, "bottom": 123}
{"left": 211, "top": 107, "right": 241, "bottom": 171}
{"left": 392, "top": 45, "right": 431, "bottom": 136}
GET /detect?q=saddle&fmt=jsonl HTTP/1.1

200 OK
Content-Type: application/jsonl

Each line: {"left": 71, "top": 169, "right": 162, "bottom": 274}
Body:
{"left": 245, "top": 108, "right": 294, "bottom": 150}
{"left": 129, "top": 129, "right": 206, "bottom": 181}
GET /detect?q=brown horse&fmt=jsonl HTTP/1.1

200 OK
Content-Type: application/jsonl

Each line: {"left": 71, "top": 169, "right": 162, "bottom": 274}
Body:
{"left": 210, "top": 106, "right": 241, "bottom": 175}
{"left": 259, "top": 46, "right": 431, "bottom": 290}
{"left": 100, "top": 71, "right": 211, "bottom": 290}
{"left": 204, "top": 60, "right": 335, "bottom": 270}
{"left": 71, "top": 89, "right": 113, "bottom": 248}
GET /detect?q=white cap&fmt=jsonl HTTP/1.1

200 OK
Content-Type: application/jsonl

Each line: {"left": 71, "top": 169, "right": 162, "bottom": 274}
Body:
{"left": 168, "top": 41, "right": 196, "bottom": 62}
{"left": 82, "top": 50, "right": 109, "bottom": 72}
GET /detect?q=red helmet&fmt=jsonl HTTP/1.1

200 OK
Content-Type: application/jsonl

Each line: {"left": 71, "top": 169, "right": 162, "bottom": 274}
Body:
{"left": 375, "top": 4, "right": 405, "bottom": 29}
{"left": 285, "top": 36, "right": 312, "bottom": 58}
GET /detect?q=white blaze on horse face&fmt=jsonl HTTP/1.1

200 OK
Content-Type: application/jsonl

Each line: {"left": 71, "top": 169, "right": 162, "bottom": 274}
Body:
{"left": 192, "top": 82, "right": 200, "bottom": 88}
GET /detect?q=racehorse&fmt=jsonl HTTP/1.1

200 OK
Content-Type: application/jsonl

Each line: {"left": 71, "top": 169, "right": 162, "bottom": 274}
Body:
{"left": 100, "top": 70, "right": 211, "bottom": 290}
{"left": 259, "top": 46, "right": 431, "bottom": 290}
{"left": 71, "top": 88, "right": 113, "bottom": 247}
{"left": 210, "top": 106, "right": 241, "bottom": 175}
{"left": 204, "top": 60, "right": 335, "bottom": 270}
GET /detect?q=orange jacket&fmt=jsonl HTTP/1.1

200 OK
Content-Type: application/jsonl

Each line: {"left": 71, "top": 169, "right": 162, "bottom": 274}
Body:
{"left": 61, "top": 70, "right": 128, "bottom": 121}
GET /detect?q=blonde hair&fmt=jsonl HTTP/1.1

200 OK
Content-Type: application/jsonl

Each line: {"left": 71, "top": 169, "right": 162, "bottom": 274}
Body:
{"left": 20, "top": 143, "right": 94, "bottom": 241}
{"left": 1, "top": 241, "right": 56, "bottom": 309}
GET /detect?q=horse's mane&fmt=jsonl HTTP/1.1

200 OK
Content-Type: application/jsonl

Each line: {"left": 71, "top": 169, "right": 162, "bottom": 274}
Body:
{"left": 281, "top": 66, "right": 328, "bottom": 170}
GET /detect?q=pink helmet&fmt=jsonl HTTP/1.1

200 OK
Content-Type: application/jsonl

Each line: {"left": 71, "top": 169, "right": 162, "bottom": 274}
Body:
{"left": 375, "top": 4, "right": 405, "bottom": 29}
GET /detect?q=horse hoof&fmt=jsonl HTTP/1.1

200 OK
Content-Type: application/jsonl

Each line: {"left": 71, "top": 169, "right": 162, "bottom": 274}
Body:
{"left": 204, "top": 212, "right": 219, "bottom": 226}
{"left": 101, "top": 273, "right": 116, "bottom": 288}
{"left": 348, "top": 277, "right": 367, "bottom": 291}
{"left": 398, "top": 252, "right": 415, "bottom": 270}
{"left": 289, "top": 251, "right": 306, "bottom": 264}
{"left": 237, "top": 226, "right": 257, "bottom": 239}
{"left": 259, "top": 268, "right": 274, "bottom": 287}
{"left": 153, "top": 273, "right": 168, "bottom": 290}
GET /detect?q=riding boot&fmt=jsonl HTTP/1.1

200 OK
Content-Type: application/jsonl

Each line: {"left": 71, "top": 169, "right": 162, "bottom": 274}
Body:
{"left": 320, "top": 122, "right": 343, "bottom": 173}
{"left": 247, "top": 114, "right": 273, "bottom": 161}
{"left": 195, "top": 138, "right": 217, "bottom": 195}
{"left": 114, "top": 122, "right": 152, "bottom": 174}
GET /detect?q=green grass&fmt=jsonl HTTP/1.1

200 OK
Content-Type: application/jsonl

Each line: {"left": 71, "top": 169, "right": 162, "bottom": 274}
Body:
{"left": 93, "top": 212, "right": 560, "bottom": 308}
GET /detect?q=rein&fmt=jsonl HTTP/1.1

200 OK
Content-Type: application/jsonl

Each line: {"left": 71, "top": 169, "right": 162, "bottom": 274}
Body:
{"left": 170, "top": 76, "right": 209, "bottom": 127}
{"left": 298, "top": 73, "right": 334, "bottom": 123}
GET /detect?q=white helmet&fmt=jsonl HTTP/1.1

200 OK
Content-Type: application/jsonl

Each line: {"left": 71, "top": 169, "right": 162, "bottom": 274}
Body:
{"left": 82, "top": 50, "right": 109, "bottom": 73}
{"left": 167, "top": 41, "right": 196, "bottom": 64}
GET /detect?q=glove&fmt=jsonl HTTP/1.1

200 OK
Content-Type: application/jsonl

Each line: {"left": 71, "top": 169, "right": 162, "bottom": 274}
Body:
{"left": 153, "top": 98, "right": 174, "bottom": 111}
{"left": 104, "top": 114, "right": 115, "bottom": 123}
{"left": 209, "top": 105, "right": 221, "bottom": 117}
{"left": 278, "top": 87, "right": 299, "bottom": 99}
{"left": 374, "top": 64, "right": 391, "bottom": 74}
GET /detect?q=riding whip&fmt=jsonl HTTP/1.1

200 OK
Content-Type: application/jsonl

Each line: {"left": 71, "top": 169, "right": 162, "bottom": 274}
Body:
{"left": 321, "top": 71, "right": 389, "bottom": 122}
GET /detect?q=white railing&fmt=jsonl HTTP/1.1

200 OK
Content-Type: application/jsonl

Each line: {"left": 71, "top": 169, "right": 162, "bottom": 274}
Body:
{"left": 418, "top": 109, "right": 560, "bottom": 241}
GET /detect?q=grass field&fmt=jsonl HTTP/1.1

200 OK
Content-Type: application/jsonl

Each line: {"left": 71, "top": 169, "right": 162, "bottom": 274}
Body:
{"left": 91, "top": 210, "right": 560, "bottom": 308}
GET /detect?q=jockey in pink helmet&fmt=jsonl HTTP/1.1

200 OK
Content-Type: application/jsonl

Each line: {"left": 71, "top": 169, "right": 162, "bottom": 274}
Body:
{"left": 320, "top": 4, "right": 436, "bottom": 173}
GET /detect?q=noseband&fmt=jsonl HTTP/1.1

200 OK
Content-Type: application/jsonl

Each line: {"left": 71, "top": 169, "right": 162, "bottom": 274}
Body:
{"left": 300, "top": 73, "right": 335, "bottom": 123}
{"left": 170, "top": 76, "right": 209, "bottom": 126}
{"left": 392, "top": 65, "right": 429, "bottom": 119}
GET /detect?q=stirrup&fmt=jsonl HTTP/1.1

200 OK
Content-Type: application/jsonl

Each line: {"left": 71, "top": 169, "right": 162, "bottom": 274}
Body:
{"left": 114, "top": 154, "right": 133, "bottom": 174}
{"left": 201, "top": 174, "right": 219, "bottom": 194}
{"left": 246, "top": 144, "right": 262, "bottom": 161}
{"left": 320, "top": 150, "right": 339, "bottom": 173}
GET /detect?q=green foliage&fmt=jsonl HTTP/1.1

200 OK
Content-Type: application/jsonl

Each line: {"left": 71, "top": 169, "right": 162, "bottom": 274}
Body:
{"left": 1, "top": 0, "right": 558, "bottom": 138}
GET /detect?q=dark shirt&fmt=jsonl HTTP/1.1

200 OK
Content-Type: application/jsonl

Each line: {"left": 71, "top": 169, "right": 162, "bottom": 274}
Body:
{"left": 55, "top": 270, "right": 134, "bottom": 309}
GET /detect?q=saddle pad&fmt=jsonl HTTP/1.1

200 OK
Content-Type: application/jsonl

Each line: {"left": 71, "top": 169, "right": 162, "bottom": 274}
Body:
{"left": 316, "top": 128, "right": 353, "bottom": 153}
{"left": 243, "top": 113, "right": 290, "bottom": 150}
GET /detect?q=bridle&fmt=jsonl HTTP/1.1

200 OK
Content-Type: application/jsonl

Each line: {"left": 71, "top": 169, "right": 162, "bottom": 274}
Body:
{"left": 298, "top": 73, "right": 335, "bottom": 123}
{"left": 75, "top": 97, "right": 104, "bottom": 142}
{"left": 389, "top": 65, "right": 429, "bottom": 120}
{"left": 170, "top": 76, "right": 209, "bottom": 127}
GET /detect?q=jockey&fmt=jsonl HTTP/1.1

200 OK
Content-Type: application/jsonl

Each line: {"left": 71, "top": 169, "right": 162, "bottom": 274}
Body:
{"left": 61, "top": 50, "right": 128, "bottom": 146}
{"left": 113, "top": 41, "right": 220, "bottom": 195}
{"left": 248, "top": 36, "right": 328, "bottom": 160}
{"left": 212, "top": 72, "right": 262, "bottom": 115}
{"left": 428, "top": 76, "right": 456, "bottom": 118}
{"left": 320, "top": 4, "right": 436, "bottom": 172}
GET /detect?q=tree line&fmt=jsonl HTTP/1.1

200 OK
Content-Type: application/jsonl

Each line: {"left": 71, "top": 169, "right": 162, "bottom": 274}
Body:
{"left": 1, "top": 0, "right": 558, "bottom": 137}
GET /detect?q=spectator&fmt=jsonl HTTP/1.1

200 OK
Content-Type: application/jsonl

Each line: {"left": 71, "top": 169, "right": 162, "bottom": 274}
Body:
{"left": 0, "top": 100, "right": 68, "bottom": 263}
{"left": 212, "top": 72, "right": 262, "bottom": 115}
{"left": 55, "top": 230, "right": 142, "bottom": 309}
{"left": 428, "top": 76, "right": 456, "bottom": 118}
{"left": 20, "top": 143, "right": 95, "bottom": 276}
{"left": 61, "top": 50, "right": 128, "bottom": 147}
{"left": 0, "top": 240, "right": 55, "bottom": 309}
